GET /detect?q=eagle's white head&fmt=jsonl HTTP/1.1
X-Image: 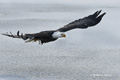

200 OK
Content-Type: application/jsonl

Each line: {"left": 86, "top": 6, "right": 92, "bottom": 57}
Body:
{"left": 52, "top": 31, "right": 66, "bottom": 38}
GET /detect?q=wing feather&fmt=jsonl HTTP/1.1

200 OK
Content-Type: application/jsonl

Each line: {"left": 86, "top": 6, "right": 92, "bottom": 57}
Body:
{"left": 2, "top": 30, "right": 55, "bottom": 44}
{"left": 57, "top": 10, "right": 106, "bottom": 32}
{"left": 2, "top": 31, "right": 36, "bottom": 40}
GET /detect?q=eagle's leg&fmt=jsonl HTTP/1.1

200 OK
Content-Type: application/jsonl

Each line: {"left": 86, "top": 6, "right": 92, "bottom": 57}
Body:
{"left": 38, "top": 40, "right": 43, "bottom": 45}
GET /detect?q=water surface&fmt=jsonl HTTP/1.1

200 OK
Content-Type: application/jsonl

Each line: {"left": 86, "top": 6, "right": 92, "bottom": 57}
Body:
{"left": 0, "top": 1, "right": 120, "bottom": 80}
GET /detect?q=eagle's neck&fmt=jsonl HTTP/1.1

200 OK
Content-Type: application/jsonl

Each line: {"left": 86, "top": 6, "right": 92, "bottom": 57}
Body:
{"left": 52, "top": 31, "right": 65, "bottom": 38}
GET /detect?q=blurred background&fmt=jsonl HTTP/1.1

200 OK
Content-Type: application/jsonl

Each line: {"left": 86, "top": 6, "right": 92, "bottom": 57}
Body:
{"left": 0, "top": 0, "right": 120, "bottom": 80}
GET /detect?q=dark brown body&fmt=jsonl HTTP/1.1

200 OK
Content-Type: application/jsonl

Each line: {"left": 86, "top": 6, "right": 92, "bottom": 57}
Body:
{"left": 25, "top": 30, "right": 58, "bottom": 44}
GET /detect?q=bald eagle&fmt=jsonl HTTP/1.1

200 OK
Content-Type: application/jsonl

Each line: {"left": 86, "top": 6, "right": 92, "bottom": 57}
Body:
{"left": 2, "top": 10, "right": 106, "bottom": 44}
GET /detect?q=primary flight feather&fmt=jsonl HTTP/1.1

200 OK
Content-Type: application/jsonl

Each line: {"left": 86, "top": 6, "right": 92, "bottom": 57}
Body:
{"left": 2, "top": 10, "right": 106, "bottom": 44}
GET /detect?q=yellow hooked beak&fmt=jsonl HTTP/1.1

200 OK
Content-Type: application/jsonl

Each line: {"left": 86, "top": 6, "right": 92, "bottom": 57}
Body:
{"left": 61, "top": 34, "right": 66, "bottom": 37}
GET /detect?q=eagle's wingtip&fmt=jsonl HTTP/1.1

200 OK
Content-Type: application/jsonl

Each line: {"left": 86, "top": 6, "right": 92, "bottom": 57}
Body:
{"left": 100, "top": 12, "right": 106, "bottom": 17}
{"left": 1, "top": 32, "right": 8, "bottom": 36}
{"left": 98, "top": 10, "right": 106, "bottom": 15}
{"left": 1, "top": 33, "right": 5, "bottom": 35}
{"left": 103, "top": 12, "right": 106, "bottom": 15}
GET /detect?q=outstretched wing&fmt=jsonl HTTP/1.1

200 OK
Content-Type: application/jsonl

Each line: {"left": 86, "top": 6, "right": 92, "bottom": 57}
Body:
{"left": 2, "top": 31, "right": 39, "bottom": 42}
{"left": 57, "top": 10, "right": 106, "bottom": 32}
{"left": 2, "top": 30, "right": 56, "bottom": 44}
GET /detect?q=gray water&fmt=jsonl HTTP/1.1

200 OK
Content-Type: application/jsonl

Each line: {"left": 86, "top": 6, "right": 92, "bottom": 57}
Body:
{"left": 0, "top": 0, "right": 120, "bottom": 80}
